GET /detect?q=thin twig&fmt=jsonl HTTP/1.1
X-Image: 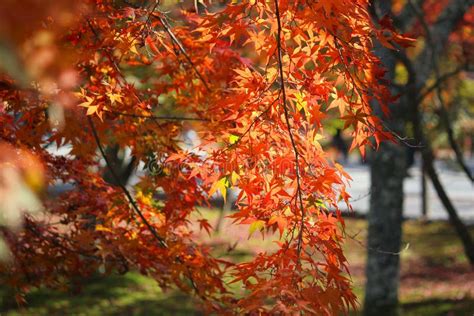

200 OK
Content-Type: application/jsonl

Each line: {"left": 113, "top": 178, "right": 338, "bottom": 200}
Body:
{"left": 145, "top": 0, "right": 161, "bottom": 26}
{"left": 150, "top": 13, "right": 211, "bottom": 91}
{"left": 111, "top": 110, "right": 209, "bottom": 122}
{"left": 417, "top": 65, "right": 467, "bottom": 103}
{"left": 25, "top": 218, "right": 101, "bottom": 260}
{"left": 222, "top": 98, "right": 277, "bottom": 152}
{"left": 347, "top": 231, "right": 410, "bottom": 256}
{"left": 273, "top": 0, "right": 306, "bottom": 261}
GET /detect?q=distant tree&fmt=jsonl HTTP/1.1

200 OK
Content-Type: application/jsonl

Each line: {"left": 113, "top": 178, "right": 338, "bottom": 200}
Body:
{"left": 365, "top": 0, "right": 473, "bottom": 315}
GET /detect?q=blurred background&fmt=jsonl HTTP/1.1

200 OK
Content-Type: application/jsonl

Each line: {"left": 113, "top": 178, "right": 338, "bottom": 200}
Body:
{"left": 0, "top": 0, "right": 473, "bottom": 315}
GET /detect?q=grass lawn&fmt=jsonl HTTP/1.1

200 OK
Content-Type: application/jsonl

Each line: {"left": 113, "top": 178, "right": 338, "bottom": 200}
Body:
{"left": 1, "top": 209, "right": 473, "bottom": 315}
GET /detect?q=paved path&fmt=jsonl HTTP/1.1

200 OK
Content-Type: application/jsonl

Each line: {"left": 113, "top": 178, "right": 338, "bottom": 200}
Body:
{"left": 344, "top": 160, "right": 474, "bottom": 222}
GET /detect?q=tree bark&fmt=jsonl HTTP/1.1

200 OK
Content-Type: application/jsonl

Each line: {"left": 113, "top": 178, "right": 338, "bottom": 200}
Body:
{"left": 364, "top": 1, "right": 405, "bottom": 315}
{"left": 364, "top": 141, "right": 406, "bottom": 316}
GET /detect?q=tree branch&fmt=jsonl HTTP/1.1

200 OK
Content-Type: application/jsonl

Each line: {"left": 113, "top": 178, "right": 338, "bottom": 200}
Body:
{"left": 417, "top": 65, "right": 468, "bottom": 102}
{"left": 148, "top": 7, "right": 211, "bottom": 91}
{"left": 409, "top": 0, "right": 473, "bottom": 182}
{"left": 411, "top": 109, "right": 474, "bottom": 264}
{"left": 111, "top": 110, "right": 209, "bottom": 122}
{"left": 394, "top": 0, "right": 474, "bottom": 263}
{"left": 393, "top": 0, "right": 426, "bottom": 32}
{"left": 274, "top": 0, "right": 306, "bottom": 260}
{"left": 413, "top": 0, "right": 473, "bottom": 87}
{"left": 88, "top": 117, "right": 168, "bottom": 248}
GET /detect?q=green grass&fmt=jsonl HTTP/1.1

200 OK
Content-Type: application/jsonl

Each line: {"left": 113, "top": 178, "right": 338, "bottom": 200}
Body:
{"left": 1, "top": 273, "right": 199, "bottom": 316}
{"left": 400, "top": 299, "right": 474, "bottom": 316}
{"left": 1, "top": 211, "right": 473, "bottom": 315}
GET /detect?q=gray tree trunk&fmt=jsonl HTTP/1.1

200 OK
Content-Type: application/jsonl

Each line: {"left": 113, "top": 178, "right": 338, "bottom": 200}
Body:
{"left": 364, "top": 141, "right": 405, "bottom": 316}
{"left": 364, "top": 1, "right": 473, "bottom": 313}
{"left": 364, "top": 1, "right": 405, "bottom": 315}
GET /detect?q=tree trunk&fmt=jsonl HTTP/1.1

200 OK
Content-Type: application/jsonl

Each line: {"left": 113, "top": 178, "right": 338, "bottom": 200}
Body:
{"left": 364, "top": 141, "right": 406, "bottom": 316}
{"left": 364, "top": 1, "right": 405, "bottom": 315}
{"left": 421, "top": 159, "right": 428, "bottom": 219}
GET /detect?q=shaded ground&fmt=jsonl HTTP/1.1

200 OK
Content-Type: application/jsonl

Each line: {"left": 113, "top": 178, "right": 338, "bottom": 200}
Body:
{"left": 342, "top": 218, "right": 474, "bottom": 315}
{"left": 1, "top": 210, "right": 473, "bottom": 315}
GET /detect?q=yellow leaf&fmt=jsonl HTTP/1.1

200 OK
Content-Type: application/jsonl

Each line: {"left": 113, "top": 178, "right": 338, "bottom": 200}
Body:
{"left": 231, "top": 171, "right": 240, "bottom": 185}
{"left": 314, "top": 133, "right": 324, "bottom": 141}
{"left": 78, "top": 96, "right": 94, "bottom": 108}
{"left": 96, "top": 225, "right": 112, "bottom": 233}
{"left": 229, "top": 134, "right": 239, "bottom": 145}
{"left": 86, "top": 105, "right": 98, "bottom": 116}
{"left": 265, "top": 67, "right": 277, "bottom": 82}
{"left": 295, "top": 91, "right": 308, "bottom": 115}
{"left": 107, "top": 92, "right": 123, "bottom": 104}
{"left": 311, "top": 132, "right": 324, "bottom": 151}
{"left": 209, "top": 177, "right": 229, "bottom": 203}
{"left": 249, "top": 220, "right": 265, "bottom": 236}
{"left": 130, "top": 44, "right": 139, "bottom": 55}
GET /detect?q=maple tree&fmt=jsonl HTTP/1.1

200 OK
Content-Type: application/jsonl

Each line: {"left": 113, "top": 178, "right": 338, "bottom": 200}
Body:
{"left": 0, "top": 0, "right": 406, "bottom": 313}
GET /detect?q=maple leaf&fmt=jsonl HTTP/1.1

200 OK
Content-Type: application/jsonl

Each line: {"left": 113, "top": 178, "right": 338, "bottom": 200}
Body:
{"left": 248, "top": 219, "right": 265, "bottom": 237}
{"left": 328, "top": 98, "right": 346, "bottom": 116}
{"left": 78, "top": 95, "right": 94, "bottom": 109}
{"left": 198, "top": 219, "right": 213, "bottom": 236}
{"left": 106, "top": 91, "right": 123, "bottom": 104}
{"left": 209, "top": 177, "right": 230, "bottom": 203}
{"left": 268, "top": 215, "right": 287, "bottom": 238}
